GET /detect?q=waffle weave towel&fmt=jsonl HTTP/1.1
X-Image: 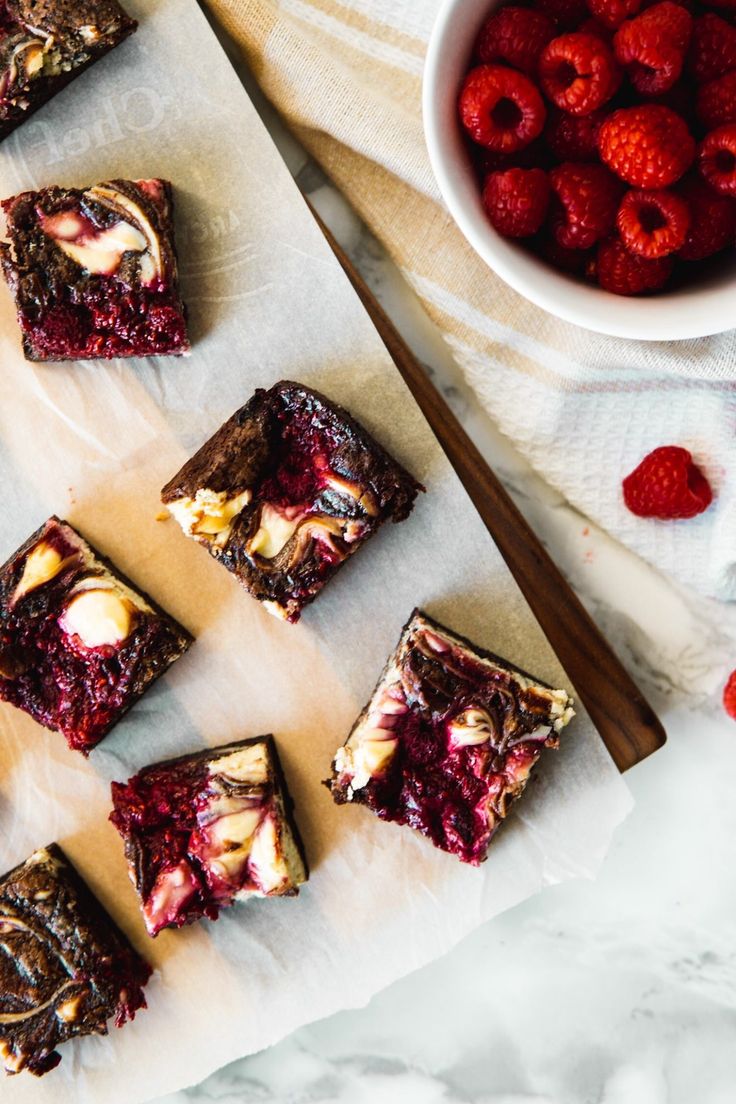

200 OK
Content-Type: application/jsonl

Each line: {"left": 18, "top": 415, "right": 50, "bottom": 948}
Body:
{"left": 206, "top": 0, "right": 736, "bottom": 600}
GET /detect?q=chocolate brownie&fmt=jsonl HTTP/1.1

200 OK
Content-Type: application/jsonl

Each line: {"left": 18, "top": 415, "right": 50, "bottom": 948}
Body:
{"left": 161, "top": 381, "right": 424, "bottom": 622}
{"left": 0, "top": 0, "right": 137, "bottom": 140}
{"left": 328, "top": 609, "right": 575, "bottom": 864}
{"left": 0, "top": 178, "right": 190, "bottom": 361}
{"left": 0, "top": 516, "right": 193, "bottom": 753}
{"left": 110, "top": 736, "right": 309, "bottom": 936}
{"left": 0, "top": 843, "right": 150, "bottom": 1077}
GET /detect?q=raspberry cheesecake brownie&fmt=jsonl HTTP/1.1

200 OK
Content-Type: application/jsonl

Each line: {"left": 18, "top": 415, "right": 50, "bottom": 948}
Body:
{"left": 328, "top": 610, "right": 575, "bottom": 864}
{"left": 0, "top": 0, "right": 137, "bottom": 140}
{"left": 0, "top": 844, "right": 150, "bottom": 1077}
{"left": 110, "top": 737, "right": 308, "bottom": 936}
{"left": 0, "top": 516, "right": 192, "bottom": 753}
{"left": 0, "top": 178, "right": 189, "bottom": 360}
{"left": 161, "top": 381, "right": 423, "bottom": 623}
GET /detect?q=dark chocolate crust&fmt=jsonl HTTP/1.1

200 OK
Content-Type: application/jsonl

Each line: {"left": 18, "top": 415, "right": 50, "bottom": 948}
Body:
{"left": 162, "top": 389, "right": 274, "bottom": 504}
{"left": 0, "top": 516, "right": 193, "bottom": 753}
{"left": 406, "top": 609, "right": 563, "bottom": 692}
{"left": 0, "top": 179, "right": 189, "bottom": 362}
{"left": 162, "top": 381, "right": 424, "bottom": 621}
{"left": 0, "top": 842, "right": 150, "bottom": 1077}
{"left": 0, "top": 1, "right": 137, "bottom": 141}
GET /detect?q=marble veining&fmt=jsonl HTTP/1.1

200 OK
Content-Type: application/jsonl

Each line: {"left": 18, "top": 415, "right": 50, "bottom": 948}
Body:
{"left": 160, "top": 15, "right": 736, "bottom": 1103}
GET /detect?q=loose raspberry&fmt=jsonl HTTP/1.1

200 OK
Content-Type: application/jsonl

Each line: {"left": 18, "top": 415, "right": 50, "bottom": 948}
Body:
{"left": 536, "top": 0, "right": 590, "bottom": 28}
{"left": 616, "top": 188, "right": 690, "bottom": 256}
{"left": 587, "top": 0, "right": 641, "bottom": 29}
{"left": 476, "top": 7, "right": 556, "bottom": 75}
{"left": 698, "top": 123, "right": 736, "bottom": 195}
{"left": 723, "top": 670, "right": 736, "bottom": 721}
{"left": 689, "top": 13, "right": 736, "bottom": 83}
{"left": 539, "top": 33, "right": 621, "bottom": 115}
{"left": 614, "top": 2, "right": 692, "bottom": 94}
{"left": 678, "top": 176, "right": 736, "bottom": 259}
{"left": 593, "top": 235, "right": 674, "bottom": 292}
{"left": 459, "top": 65, "right": 547, "bottom": 152}
{"left": 622, "top": 446, "right": 713, "bottom": 518}
{"left": 697, "top": 70, "right": 736, "bottom": 130}
{"left": 544, "top": 106, "right": 606, "bottom": 160}
{"left": 549, "top": 162, "right": 623, "bottom": 248}
{"left": 598, "top": 104, "right": 695, "bottom": 186}
{"left": 482, "top": 168, "right": 551, "bottom": 237}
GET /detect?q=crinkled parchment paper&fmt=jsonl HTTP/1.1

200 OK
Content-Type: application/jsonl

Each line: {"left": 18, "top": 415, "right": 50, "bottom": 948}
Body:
{"left": 0, "top": 2, "right": 632, "bottom": 1100}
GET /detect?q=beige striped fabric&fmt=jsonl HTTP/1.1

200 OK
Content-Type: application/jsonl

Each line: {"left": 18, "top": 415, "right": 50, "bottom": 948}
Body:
{"left": 205, "top": 0, "right": 736, "bottom": 600}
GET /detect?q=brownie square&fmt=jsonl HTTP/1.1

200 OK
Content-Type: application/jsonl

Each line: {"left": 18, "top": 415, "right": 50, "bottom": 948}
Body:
{"left": 0, "top": 843, "right": 150, "bottom": 1077}
{"left": 328, "top": 610, "right": 575, "bottom": 865}
{"left": 0, "top": 178, "right": 190, "bottom": 361}
{"left": 0, "top": 516, "right": 193, "bottom": 754}
{"left": 110, "top": 736, "right": 309, "bottom": 936}
{"left": 161, "top": 381, "right": 423, "bottom": 623}
{"left": 0, "top": 1, "right": 137, "bottom": 141}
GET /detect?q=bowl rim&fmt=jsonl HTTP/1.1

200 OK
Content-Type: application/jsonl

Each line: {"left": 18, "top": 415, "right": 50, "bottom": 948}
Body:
{"left": 422, "top": 0, "right": 736, "bottom": 342}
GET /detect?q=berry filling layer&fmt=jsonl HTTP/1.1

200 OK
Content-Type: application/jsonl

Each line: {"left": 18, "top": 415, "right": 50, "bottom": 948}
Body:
{"left": 330, "top": 611, "right": 574, "bottom": 865}
{"left": 110, "top": 738, "right": 308, "bottom": 936}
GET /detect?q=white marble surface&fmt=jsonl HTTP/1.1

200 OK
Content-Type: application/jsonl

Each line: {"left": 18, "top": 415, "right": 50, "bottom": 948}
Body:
{"left": 158, "top": 18, "right": 736, "bottom": 1103}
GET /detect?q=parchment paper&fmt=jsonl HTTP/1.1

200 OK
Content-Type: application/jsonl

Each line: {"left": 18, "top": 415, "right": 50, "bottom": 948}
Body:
{"left": 0, "top": 2, "right": 632, "bottom": 1100}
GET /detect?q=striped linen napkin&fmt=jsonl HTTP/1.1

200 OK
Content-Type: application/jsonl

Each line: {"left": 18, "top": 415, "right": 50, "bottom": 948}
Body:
{"left": 205, "top": 0, "right": 736, "bottom": 601}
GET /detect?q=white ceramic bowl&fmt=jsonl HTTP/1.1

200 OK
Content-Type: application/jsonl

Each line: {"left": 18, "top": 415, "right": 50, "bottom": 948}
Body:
{"left": 422, "top": 0, "right": 736, "bottom": 341}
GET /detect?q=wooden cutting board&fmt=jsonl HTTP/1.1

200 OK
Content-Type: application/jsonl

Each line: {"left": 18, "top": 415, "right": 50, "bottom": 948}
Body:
{"left": 309, "top": 202, "right": 665, "bottom": 773}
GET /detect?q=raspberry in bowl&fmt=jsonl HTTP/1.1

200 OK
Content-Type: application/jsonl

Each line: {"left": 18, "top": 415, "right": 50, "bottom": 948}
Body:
{"left": 423, "top": 0, "right": 736, "bottom": 339}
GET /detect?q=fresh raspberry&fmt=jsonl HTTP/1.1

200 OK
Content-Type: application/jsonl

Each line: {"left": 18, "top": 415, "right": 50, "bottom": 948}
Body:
{"left": 544, "top": 106, "right": 606, "bottom": 160}
{"left": 482, "top": 168, "right": 550, "bottom": 236}
{"left": 689, "top": 13, "right": 736, "bottom": 83}
{"left": 476, "top": 7, "right": 556, "bottom": 75}
{"left": 459, "top": 65, "right": 547, "bottom": 152}
{"left": 539, "top": 33, "right": 621, "bottom": 115}
{"left": 723, "top": 670, "right": 736, "bottom": 721}
{"left": 614, "top": 2, "right": 692, "bottom": 94}
{"left": 593, "top": 235, "right": 674, "bottom": 292}
{"left": 697, "top": 70, "right": 736, "bottom": 130}
{"left": 698, "top": 123, "right": 736, "bottom": 195}
{"left": 549, "top": 162, "right": 623, "bottom": 248}
{"left": 678, "top": 176, "right": 736, "bottom": 259}
{"left": 622, "top": 446, "right": 713, "bottom": 518}
{"left": 598, "top": 104, "right": 695, "bottom": 186}
{"left": 616, "top": 188, "right": 691, "bottom": 256}
{"left": 536, "top": 0, "right": 590, "bottom": 29}
{"left": 587, "top": 0, "right": 641, "bottom": 29}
